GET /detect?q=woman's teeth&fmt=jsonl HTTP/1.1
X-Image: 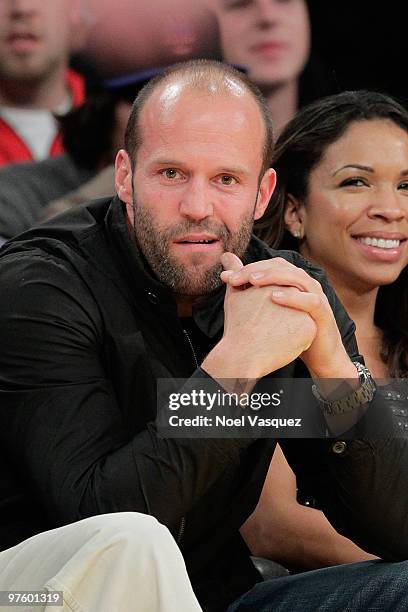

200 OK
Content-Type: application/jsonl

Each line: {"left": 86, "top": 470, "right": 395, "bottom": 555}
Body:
{"left": 357, "top": 237, "right": 400, "bottom": 249}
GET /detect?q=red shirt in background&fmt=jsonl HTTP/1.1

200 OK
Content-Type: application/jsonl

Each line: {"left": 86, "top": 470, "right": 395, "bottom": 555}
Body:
{"left": 0, "top": 69, "right": 85, "bottom": 167}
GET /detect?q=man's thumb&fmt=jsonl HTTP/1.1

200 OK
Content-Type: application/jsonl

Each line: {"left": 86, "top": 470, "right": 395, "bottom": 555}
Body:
{"left": 220, "top": 252, "right": 244, "bottom": 287}
{"left": 221, "top": 252, "right": 243, "bottom": 273}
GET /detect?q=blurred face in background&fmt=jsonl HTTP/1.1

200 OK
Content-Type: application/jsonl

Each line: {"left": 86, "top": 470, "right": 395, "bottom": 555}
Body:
{"left": 213, "top": 0, "right": 310, "bottom": 90}
{"left": 0, "top": 0, "right": 80, "bottom": 82}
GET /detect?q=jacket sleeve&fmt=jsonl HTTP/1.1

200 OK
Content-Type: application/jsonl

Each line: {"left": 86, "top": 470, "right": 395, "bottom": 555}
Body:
{"left": 0, "top": 251, "right": 254, "bottom": 534}
{"left": 281, "top": 268, "right": 408, "bottom": 561}
{"left": 0, "top": 155, "right": 92, "bottom": 238}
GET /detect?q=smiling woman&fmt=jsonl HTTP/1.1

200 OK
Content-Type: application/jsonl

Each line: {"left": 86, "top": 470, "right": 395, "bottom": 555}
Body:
{"left": 242, "top": 90, "right": 408, "bottom": 574}
{"left": 257, "top": 89, "right": 408, "bottom": 379}
{"left": 284, "top": 120, "right": 408, "bottom": 302}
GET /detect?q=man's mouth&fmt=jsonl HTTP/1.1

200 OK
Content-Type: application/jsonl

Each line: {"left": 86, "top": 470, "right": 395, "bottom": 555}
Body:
{"left": 174, "top": 234, "right": 219, "bottom": 245}
{"left": 249, "top": 40, "right": 287, "bottom": 55}
{"left": 177, "top": 239, "right": 217, "bottom": 245}
{"left": 173, "top": 234, "right": 222, "bottom": 252}
{"left": 6, "top": 31, "right": 40, "bottom": 52}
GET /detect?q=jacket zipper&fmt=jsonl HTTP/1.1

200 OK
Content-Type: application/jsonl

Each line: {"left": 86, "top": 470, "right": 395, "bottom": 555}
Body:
{"left": 183, "top": 328, "right": 199, "bottom": 368}
{"left": 177, "top": 328, "right": 199, "bottom": 545}
{"left": 177, "top": 515, "right": 186, "bottom": 545}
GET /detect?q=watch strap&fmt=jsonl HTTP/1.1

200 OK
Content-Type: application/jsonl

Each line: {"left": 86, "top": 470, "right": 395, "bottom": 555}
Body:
{"left": 312, "top": 361, "right": 377, "bottom": 416}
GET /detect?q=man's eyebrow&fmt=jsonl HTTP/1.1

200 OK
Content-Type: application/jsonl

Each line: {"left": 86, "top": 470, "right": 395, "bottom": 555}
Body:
{"left": 216, "top": 166, "right": 250, "bottom": 176}
{"left": 151, "top": 159, "right": 183, "bottom": 166}
{"left": 151, "top": 159, "right": 251, "bottom": 176}
{"left": 332, "top": 164, "right": 374, "bottom": 176}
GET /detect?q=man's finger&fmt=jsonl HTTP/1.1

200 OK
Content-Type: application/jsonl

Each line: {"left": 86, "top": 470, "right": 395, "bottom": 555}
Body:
{"left": 227, "top": 261, "right": 322, "bottom": 295}
{"left": 269, "top": 286, "right": 330, "bottom": 325}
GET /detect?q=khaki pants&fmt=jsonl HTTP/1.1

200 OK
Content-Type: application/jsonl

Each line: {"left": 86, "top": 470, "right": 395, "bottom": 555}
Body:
{"left": 0, "top": 512, "right": 202, "bottom": 612}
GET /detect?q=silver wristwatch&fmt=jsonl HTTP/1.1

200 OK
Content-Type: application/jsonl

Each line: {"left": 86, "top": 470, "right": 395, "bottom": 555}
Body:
{"left": 312, "top": 362, "right": 377, "bottom": 416}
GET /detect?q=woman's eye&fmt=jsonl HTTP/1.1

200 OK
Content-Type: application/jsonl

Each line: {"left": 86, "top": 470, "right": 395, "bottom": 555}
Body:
{"left": 162, "top": 168, "right": 180, "bottom": 180}
{"left": 398, "top": 181, "right": 408, "bottom": 191}
{"left": 340, "top": 178, "right": 367, "bottom": 187}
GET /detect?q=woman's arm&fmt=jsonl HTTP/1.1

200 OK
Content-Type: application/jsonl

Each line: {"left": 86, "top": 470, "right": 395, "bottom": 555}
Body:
{"left": 240, "top": 444, "right": 378, "bottom": 572}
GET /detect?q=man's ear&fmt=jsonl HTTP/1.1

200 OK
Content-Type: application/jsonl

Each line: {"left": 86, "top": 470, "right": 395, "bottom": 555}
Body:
{"left": 115, "top": 149, "right": 134, "bottom": 222}
{"left": 284, "top": 194, "right": 305, "bottom": 239}
{"left": 254, "top": 168, "right": 276, "bottom": 220}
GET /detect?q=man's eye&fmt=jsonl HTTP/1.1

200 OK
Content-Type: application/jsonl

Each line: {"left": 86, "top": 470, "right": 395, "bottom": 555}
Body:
{"left": 222, "top": 0, "right": 252, "bottom": 10}
{"left": 162, "top": 168, "right": 180, "bottom": 180}
{"left": 219, "top": 175, "right": 236, "bottom": 186}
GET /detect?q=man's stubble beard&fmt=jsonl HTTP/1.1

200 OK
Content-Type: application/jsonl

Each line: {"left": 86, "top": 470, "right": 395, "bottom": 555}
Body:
{"left": 131, "top": 194, "right": 255, "bottom": 298}
{"left": 0, "top": 50, "right": 62, "bottom": 84}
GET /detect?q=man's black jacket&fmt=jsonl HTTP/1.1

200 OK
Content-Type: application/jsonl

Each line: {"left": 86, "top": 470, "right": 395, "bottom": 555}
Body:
{"left": 0, "top": 197, "right": 407, "bottom": 611}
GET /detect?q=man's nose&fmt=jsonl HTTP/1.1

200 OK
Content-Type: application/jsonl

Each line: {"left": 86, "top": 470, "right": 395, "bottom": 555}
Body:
{"left": 254, "top": 0, "right": 279, "bottom": 27}
{"left": 8, "top": 0, "right": 36, "bottom": 19}
{"left": 179, "top": 181, "right": 214, "bottom": 221}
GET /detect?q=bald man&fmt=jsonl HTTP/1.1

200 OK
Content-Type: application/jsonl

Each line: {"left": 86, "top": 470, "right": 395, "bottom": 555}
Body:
{"left": 0, "top": 60, "right": 407, "bottom": 612}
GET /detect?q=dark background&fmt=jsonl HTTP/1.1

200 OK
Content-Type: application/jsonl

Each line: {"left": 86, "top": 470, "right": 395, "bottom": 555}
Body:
{"left": 308, "top": 2, "right": 407, "bottom": 104}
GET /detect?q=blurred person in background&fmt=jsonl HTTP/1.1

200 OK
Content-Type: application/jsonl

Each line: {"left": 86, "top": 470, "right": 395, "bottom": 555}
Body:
{"left": 245, "top": 90, "right": 408, "bottom": 572}
{"left": 41, "top": 70, "right": 166, "bottom": 223}
{"left": 0, "top": 0, "right": 87, "bottom": 166}
{"left": 211, "top": 0, "right": 330, "bottom": 136}
{"left": 82, "top": 0, "right": 218, "bottom": 76}
{"left": 0, "top": 69, "right": 163, "bottom": 245}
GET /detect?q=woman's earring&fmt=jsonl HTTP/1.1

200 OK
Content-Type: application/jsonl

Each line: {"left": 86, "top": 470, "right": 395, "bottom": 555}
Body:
{"left": 292, "top": 229, "right": 301, "bottom": 238}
